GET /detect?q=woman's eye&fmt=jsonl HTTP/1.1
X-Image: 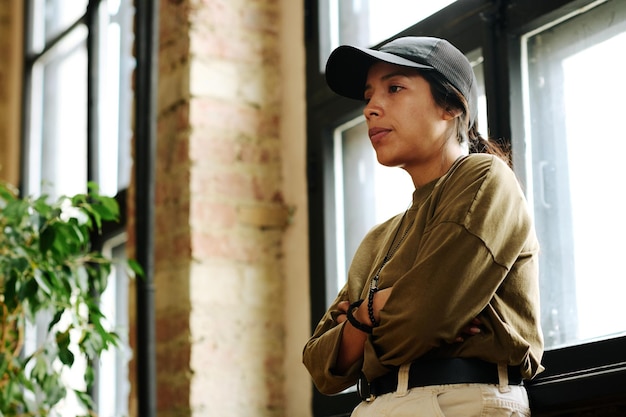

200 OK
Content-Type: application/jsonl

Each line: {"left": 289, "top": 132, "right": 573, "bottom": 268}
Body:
{"left": 389, "top": 85, "right": 403, "bottom": 93}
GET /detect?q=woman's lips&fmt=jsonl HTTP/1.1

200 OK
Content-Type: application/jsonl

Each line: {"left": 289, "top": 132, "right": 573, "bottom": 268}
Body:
{"left": 369, "top": 127, "right": 390, "bottom": 143}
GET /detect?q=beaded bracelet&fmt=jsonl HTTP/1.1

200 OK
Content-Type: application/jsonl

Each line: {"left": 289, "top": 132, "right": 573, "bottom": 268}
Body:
{"left": 346, "top": 300, "right": 374, "bottom": 334}
{"left": 367, "top": 286, "right": 379, "bottom": 327}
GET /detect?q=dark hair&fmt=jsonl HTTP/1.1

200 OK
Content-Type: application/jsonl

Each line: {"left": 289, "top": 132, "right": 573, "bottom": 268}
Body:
{"left": 420, "top": 71, "right": 511, "bottom": 165}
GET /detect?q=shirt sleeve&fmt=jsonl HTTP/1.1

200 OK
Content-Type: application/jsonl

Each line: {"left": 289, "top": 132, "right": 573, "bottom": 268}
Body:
{"left": 301, "top": 221, "right": 396, "bottom": 394}
{"left": 301, "top": 287, "right": 363, "bottom": 395}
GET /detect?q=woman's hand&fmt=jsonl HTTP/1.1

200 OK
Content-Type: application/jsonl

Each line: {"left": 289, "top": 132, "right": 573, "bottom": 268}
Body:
{"left": 334, "top": 287, "right": 392, "bottom": 326}
{"left": 334, "top": 301, "right": 349, "bottom": 324}
{"left": 454, "top": 317, "right": 482, "bottom": 342}
{"left": 334, "top": 300, "right": 367, "bottom": 373}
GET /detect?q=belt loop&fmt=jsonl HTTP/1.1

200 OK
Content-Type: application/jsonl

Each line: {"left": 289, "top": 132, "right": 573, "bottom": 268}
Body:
{"left": 357, "top": 373, "right": 376, "bottom": 402}
{"left": 497, "top": 363, "right": 511, "bottom": 393}
{"left": 395, "top": 364, "right": 411, "bottom": 397}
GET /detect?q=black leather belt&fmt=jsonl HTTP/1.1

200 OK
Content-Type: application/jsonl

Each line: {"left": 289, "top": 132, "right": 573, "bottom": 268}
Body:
{"left": 358, "top": 358, "right": 523, "bottom": 401}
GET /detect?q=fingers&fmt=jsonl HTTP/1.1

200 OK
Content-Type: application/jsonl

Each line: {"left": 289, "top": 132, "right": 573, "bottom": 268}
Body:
{"left": 455, "top": 328, "right": 479, "bottom": 342}
{"left": 337, "top": 300, "right": 350, "bottom": 313}
{"left": 455, "top": 317, "right": 483, "bottom": 342}
{"left": 467, "top": 325, "right": 482, "bottom": 335}
{"left": 334, "top": 301, "right": 350, "bottom": 324}
{"left": 469, "top": 317, "right": 482, "bottom": 334}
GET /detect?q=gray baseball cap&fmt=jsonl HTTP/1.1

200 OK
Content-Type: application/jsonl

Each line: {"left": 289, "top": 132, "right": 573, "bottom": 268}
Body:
{"left": 325, "top": 36, "right": 478, "bottom": 127}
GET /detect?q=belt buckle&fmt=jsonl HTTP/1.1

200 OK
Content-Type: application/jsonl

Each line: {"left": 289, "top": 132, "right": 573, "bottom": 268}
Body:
{"left": 357, "top": 374, "right": 376, "bottom": 402}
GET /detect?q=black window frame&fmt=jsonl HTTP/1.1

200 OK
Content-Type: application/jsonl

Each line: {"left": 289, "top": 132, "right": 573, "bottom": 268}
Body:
{"left": 305, "top": 1, "right": 626, "bottom": 416}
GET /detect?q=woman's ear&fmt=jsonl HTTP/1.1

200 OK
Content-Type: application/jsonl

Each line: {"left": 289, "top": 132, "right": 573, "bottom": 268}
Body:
{"left": 443, "top": 107, "right": 463, "bottom": 121}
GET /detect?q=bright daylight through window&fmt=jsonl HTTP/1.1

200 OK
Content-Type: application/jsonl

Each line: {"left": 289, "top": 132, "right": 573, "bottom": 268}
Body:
{"left": 319, "top": 0, "right": 457, "bottom": 71}
{"left": 520, "top": 0, "right": 626, "bottom": 349}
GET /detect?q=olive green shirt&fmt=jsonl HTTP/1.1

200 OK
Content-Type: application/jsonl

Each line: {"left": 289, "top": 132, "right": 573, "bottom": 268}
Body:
{"left": 303, "top": 154, "right": 544, "bottom": 395}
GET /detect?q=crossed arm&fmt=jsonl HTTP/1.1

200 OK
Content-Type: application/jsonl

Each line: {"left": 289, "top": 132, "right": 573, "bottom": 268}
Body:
{"left": 334, "top": 288, "right": 481, "bottom": 374}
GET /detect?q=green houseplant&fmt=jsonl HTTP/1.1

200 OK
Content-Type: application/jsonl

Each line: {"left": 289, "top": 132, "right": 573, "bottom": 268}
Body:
{"left": 0, "top": 182, "right": 139, "bottom": 416}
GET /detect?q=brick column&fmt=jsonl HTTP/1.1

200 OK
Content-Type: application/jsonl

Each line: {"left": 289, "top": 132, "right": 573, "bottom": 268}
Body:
{"left": 145, "top": 0, "right": 292, "bottom": 415}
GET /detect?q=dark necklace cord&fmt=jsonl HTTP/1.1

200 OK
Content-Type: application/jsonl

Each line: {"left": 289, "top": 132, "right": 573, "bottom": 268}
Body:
{"left": 367, "top": 208, "right": 413, "bottom": 328}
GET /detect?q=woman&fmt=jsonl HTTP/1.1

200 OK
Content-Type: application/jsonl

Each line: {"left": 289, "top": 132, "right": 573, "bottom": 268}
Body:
{"left": 303, "top": 37, "right": 544, "bottom": 416}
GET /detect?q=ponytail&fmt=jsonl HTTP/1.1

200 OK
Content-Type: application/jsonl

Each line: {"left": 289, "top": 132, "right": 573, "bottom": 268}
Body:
{"left": 468, "top": 124, "right": 511, "bottom": 166}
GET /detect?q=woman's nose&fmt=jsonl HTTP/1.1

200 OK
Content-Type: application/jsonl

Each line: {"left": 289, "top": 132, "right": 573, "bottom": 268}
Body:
{"left": 364, "top": 97, "right": 382, "bottom": 119}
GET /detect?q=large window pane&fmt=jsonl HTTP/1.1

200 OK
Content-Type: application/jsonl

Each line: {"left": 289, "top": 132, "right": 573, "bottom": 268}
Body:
{"left": 99, "top": 0, "right": 135, "bottom": 196}
{"left": 319, "top": 0, "right": 457, "bottom": 71}
{"left": 521, "top": 0, "right": 626, "bottom": 349}
{"left": 28, "top": 26, "right": 88, "bottom": 198}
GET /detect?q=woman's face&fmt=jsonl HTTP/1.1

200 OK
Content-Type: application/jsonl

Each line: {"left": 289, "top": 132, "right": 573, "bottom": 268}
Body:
{"left": 363, "top": 61, "right": 458, "bottom": 179}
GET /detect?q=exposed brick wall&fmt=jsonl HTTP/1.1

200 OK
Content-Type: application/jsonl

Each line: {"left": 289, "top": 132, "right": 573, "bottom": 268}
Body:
{"left": 143, "top": 0, "right": 297, "bottom": 415}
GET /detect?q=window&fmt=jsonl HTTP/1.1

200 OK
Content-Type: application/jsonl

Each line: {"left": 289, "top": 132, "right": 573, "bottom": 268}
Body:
{"left": 95, "top": 234, "right": 132, "bottom": 417}
{"left": 519, "top": 0, "right": 626, "bottom": 349}
{"left": 24, "top": 1, "right": 89, "bottom": 198}
{"left": 318, "top": 0, "right": 457, "bottom": 71}
{"left": 23, "top": 0, "right": 134, "bottom": 198}
{"left": 22, "top": 0, "right": 134, "bottom": 415}
{"left": 306, "top": 0, "right": 626, "bottom": 415}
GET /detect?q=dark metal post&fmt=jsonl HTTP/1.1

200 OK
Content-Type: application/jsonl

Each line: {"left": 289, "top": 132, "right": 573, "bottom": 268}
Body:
{"left": 134, "top": 0, "right": 158, "bottom": 415}
{"left": 480, "top": 0, "right": 510, "bottom": 144}
{"left": 86, "top": 0, "right": 100, "bottom": 184}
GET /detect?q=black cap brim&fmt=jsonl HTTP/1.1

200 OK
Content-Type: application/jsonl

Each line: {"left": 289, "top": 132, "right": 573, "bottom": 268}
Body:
{"left": 325, "top": 45, "right": 434, "bottom": 100}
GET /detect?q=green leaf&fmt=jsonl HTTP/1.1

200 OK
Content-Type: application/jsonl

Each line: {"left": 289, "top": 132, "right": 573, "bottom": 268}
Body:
{"left": 39, "top": 225, "right": 55, "bottom": 253}
{"left": 93, "top": 195, "right": 119, "bottom": 220}
{"left": 0, "top": 353, "right": 7, "bottom": 375}
{"left": 48, "top": 309, "right": 65, "bottom": 331}
{"left": 56, "top": 330, "right": 75, "bottom": 366}
{"left": 87, "top": 261, "right": 110, "bottom": 293}
{"left": 127, "top": 258, "right": 145, "bottom": 277}
{"left": 79, "top": 332, "right": 103, "bottom": 357}
{"left": 18, "top": 278, "right": 38, "bottom": 301}
{"left": 33, "top": 195, "right": 52, "bottom": 216}
{"left": 0, "top": 181, "right": 18, "bottom": 200}
{"left": 33, "top": 271, "right": 52, "bottom": 296}
{"left": 2, "top": 199, "right": 29, "bottom": 223}
{"left": 56, "top": 329, "right": 71, "bottom": 349}
{"left": 58, "top": 345, "right": 75, "bottom": 367}
{"left": 40, "top": 372, "right": 66, "bottom": 408}
{"left": 69, "top": 222, "right": 87, "bottom": 246}
{"left": 84, "top": 366, "right": 95, "bottom": 388}
{"left": 2, "top": 274, "right": 18, "bottom": 311}
{"left": 31, "top": 355, "right": 48, "bottom": 383}
{"left": 43, "top": 270, "right": 62, "bottom": 295}
{"left": 74, "top": 389, "right": 95, "bottom": 410}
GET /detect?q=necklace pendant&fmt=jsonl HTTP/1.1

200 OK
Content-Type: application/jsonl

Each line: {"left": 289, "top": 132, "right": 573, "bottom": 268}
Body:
{"left": 370, "top": 275, "right": 379, "bottom": 290}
